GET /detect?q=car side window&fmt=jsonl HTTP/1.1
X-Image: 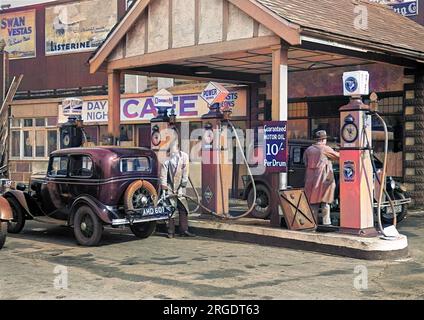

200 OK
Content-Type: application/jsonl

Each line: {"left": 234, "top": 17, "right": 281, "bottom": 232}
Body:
{"left": 292, "top": 147, "right": 302, "bottom": 165}
{"left": 48, "top": 156, "right": 68, "bottom": 177}
{"left": 120, "top": 157, "right": 150, "bottom": 173}
{"left": 69, "top": 155, "right": 93, "bottom": 178}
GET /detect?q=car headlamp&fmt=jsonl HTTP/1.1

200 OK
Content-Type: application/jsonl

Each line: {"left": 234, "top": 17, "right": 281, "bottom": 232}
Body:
{"left": 389, "top": 178, "right": 396, "bottom": 190}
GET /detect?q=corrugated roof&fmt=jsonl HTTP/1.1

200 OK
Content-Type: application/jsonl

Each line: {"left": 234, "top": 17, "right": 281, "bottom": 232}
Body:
{"left": 257, "top": 0, "right": 424, "bottom": 55}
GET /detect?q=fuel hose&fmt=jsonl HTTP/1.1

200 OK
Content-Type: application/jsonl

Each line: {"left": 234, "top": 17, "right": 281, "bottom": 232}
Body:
{"left": 365, "top": 112, "right": 397, "bottom": 237}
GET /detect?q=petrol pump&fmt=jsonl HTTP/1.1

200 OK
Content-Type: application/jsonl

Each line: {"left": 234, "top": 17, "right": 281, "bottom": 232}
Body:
{"left": 200, "top": 82, "right": 233, "bottom": 217}
{"left": 339, "top": 71, "right": 378, "bottom": 236}
{"left": 59, "top": 98, "right": 85, "bottom": 149}
{"left": 150, "top": 89, "right": 178, "bottom": 163}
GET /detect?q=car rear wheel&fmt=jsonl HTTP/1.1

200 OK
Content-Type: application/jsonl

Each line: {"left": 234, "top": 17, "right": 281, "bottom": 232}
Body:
{"left": 6, "top": 197, "right": 26, "bottom": 234}
{"left": 73, "top": 206, "right": 103, "bottom": 246}
{"left": 0, "top": 221, "right": 7, "bottom": 249}
{"left": 247, "top": 184, "right": 272, "bottom": 219}
{"left": 130, "top": 221, "right": 157, "bottom": 239}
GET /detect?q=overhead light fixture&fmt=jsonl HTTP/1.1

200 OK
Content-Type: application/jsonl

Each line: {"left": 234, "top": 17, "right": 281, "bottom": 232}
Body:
{"left": 194, "top": 66, "right": 212, "bottom": 75}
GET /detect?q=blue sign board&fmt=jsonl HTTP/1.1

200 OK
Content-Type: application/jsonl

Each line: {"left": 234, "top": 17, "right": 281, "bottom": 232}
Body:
{"left": 264, "top": 121, "right": 288, "bottom": 173}
{"left": 374, "top": 0, "right": 419, "bottom": 17}
{"left": 390, "top": 0, "right": 418, "bottom": 16}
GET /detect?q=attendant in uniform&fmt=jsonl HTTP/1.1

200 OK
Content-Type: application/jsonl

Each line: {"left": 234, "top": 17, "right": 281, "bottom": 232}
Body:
{"left": 160, "top": 140, "right": 196, "bottom": 238}
{"left": 303, "top": 130, "right": 340, "bottom": 226}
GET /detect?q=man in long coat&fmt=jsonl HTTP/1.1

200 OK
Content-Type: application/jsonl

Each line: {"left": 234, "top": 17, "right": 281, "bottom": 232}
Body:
{"left": 160, "top": 140, "right": 196, "bottom": 238}
{"left": 303, "top": 130, "right": 340, "bottom": 225}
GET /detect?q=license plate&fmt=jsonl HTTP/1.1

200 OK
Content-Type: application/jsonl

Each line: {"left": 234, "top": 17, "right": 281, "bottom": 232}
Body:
{"left": 141, "top": 206, "right": 171, "bottom": 217}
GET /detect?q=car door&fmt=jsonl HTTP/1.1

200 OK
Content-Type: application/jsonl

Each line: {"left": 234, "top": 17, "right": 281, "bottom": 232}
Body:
{"left": 68, "top": 154, "right": 95, "bottom": 199}
{"left": 288, "top": 145, "right": 307, "bottom": 188}
{"left": 42, "top": 155, "right": 70, "bottom": 214}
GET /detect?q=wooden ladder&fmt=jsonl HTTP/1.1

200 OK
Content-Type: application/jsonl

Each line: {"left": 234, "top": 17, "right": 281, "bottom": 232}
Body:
{"left": 0, "top": 75, "right": 24, "bottom": 175}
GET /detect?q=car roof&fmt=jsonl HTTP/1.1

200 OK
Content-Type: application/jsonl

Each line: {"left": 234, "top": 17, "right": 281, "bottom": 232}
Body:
{"left": 50, "top": 146, "right": 154, "bottom": 158}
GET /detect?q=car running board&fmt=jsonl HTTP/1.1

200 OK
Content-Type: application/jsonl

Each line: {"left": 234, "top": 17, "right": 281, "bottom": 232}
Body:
{"left": 32, "top": 216, "right": 67, "bottom": 226}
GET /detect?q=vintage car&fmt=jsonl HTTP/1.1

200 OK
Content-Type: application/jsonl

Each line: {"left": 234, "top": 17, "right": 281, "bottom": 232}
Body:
{"left": 3, "top": 147, "right": 172, "bottom": 246}
{"left": 0, "top": 179, "right": 13, "bottom": 250}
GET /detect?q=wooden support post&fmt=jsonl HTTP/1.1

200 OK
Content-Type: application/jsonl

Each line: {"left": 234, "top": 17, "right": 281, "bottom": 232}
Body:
{"left": 108, "top": 70, "right": 121, "bottom": 142}
{"left": 271, "top": 45, "right": 289, "bottom": 189}
{"left": 270, "top": 44, "right": 289, "bottom": 228}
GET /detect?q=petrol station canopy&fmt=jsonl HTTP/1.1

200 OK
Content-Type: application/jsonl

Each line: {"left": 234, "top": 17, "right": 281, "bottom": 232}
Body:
{"left": 88, "top": 0, "right": 424, "bottom": 139}
{"left": 89, "top": 0, "right": 424, "bottom": 79}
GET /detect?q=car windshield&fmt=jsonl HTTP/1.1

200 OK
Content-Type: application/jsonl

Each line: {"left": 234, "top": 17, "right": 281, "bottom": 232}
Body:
{"left": 120, "top": 157, "right": 150, "bottom": 173}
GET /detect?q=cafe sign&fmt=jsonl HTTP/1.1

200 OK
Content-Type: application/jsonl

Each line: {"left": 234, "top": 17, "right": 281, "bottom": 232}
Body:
{"left": 59, "top": 89, "right": 247, "bottom": 124}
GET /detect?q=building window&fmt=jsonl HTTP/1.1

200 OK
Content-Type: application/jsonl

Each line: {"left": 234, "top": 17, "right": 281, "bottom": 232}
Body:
{"left": 10, "top": 117, "right": 59, "bottom": 160}
{"left": 289, "top": 102, "right": 308, "bottom": 118}
{"left": 11, "top": 131, "right": 20, "bottom": 158}
{"left": 288, "top": 102, "right": 309, "bottom": 140}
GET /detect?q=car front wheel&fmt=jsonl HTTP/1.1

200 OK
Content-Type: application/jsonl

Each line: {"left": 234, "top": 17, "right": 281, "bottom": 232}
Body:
{"left": 130, "top": 221, "right": 157, "bottom": 239}
{"left": 73, "top": 206, "right": 103, "bottom": 246}
{"left": 7, "top": 197, "right": 26, "bottom": 234}
{"left": 0, "top": 221, "right": 7, "bottom": 249}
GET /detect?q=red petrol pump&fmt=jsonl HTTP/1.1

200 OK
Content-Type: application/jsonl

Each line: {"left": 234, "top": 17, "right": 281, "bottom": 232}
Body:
{"left": 339, "top": 71, "right": 379, "bottom": 236}
{"left": 200, "top": 83, "right": 233, "bottom": 217}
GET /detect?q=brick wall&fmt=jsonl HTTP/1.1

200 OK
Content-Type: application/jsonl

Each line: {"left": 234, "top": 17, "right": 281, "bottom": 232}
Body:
{"left": 403, "top": 68, "right": 424, "bottom": 208}
{"left": 8, "top": 160, "right": 49, "bottom": 187}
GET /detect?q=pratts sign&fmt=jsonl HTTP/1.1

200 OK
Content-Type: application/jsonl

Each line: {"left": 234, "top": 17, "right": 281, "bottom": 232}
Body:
{"left": 200, "top": 82, "right": 230, "bottom": 106}
{"left": 58, "top": 89, "right": 247, "bottom": 124}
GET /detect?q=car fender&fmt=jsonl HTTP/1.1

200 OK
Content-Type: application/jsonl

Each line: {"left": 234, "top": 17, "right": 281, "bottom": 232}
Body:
{"left": 0, "top": 196, "right": 13, "bottom": 221}
{"left": 4, "top": 190, "right": 32, "bottom": 215}
{"left": 69, "top": 195, "right": 113, "bottom": 225}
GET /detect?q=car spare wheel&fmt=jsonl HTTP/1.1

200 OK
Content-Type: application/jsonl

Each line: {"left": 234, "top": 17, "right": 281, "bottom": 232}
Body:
{"left": 124, "top": 180, "right": 158, "bottom": 211}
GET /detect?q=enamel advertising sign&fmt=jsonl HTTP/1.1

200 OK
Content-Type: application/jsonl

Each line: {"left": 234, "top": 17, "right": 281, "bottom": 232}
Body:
{"left": 45, "top": 0, "right": 117, "bottom": 55}
{"left": 264, "top": 121, "right": 288, "bottom": 173}
{"left": 370, "top": 0, "right": 418, "bottom": 16}
{"left": 0, "top": 10, "right": 36, "bottom": 59}
{"left": 200, "top": 82, "right": 230, "bottom": 106}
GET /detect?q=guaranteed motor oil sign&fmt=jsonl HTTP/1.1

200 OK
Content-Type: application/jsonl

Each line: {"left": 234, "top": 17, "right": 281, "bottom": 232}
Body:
{"left": 0, "top": 10, "right": 36, "bottom": 59}
{"left": 264, "top": 121, "right": 288, "bottom": 173}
